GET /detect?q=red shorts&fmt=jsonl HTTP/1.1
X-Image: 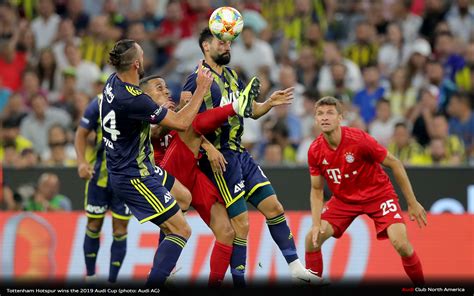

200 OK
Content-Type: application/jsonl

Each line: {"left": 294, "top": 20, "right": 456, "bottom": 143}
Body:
{"left": 321, "top": 195, "right": 406, "bottom": 240}
{"left": 161, "top": 134, "right": 224, "bottom": 225}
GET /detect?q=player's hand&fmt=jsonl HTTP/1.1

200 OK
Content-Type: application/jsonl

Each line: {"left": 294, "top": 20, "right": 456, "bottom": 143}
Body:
{"left": 78, "top": 162, "right": 93, "bottom": 180}
{"left": 196, "top": 60, "right": 213, "bottom": 90}
{"left": 162, "top": 101, "right": 176, "bottom": 111}
{"left": 269, "top": 87, "right": 294, "bottom": 107}
{"left": 206, "top": 145, "right": 228, "bottom": 175}
{"left": 311, "top": 224, "right": 321, "bottom": 248}
{"left": 408, "top": 201, "right": 427, "bottom": 228}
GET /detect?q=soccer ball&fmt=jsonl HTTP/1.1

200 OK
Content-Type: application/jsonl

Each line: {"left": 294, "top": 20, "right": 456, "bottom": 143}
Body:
{"left": 208, "top": 6, "right": 244, "bottom": 42}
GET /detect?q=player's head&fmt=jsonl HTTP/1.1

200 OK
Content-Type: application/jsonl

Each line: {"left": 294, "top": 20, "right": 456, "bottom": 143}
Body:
{"left": 109, "top": 39, "right": 145, "bottom": 78}
{"left": 139, "top": 75, "right": 172, "bottom": 107}
{"left": 199, "top": 27, "right": 231, "bottom": 66}
{"left": 314, "top": 96, "right": 343, "bottom": 133}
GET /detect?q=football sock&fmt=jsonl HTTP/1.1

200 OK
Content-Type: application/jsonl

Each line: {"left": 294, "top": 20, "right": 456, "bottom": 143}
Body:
{"left": 305, "top": 250, "right": 323, "bottom": 276}
{"left": 192, "top": 104, "right": 235, "bottom": 135}
{"left": 146, "top": 234, "right": 187, "bottom": 287}
{"left": 209, "top": 241, "right": 233, "bottom": 286}
{"left": 266, "top": 214, "right": 298, "bottom": 264}
{"left": 230, "top": 237, "right": 247, "bottom": 287}
{"left": 84, "top": 228, "right": 100, "bottom": 276}
{"left": 108, "top": 233, "right": 127, "bottom": 283}
{"left": 402, "top": 251, "right": 425, "bottom": 286}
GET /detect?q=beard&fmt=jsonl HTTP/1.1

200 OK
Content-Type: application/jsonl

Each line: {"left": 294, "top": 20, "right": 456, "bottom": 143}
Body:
{"left": 138, "top": 62, "right": 145, "bottom": 79}
{"left": 212, "top": 52, "right": 231, "bottom": 65}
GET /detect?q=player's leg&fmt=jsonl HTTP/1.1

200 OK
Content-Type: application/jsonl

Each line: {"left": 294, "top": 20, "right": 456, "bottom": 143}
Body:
{"left": 83, "top": 180, "right": 107, "bottom": 278}
{"left": 304, "top": 197, "right": 360, "bottom": 277}
{"left": 155, "top": 166, "right": 191, "bottom": 211}
{"left": 108, "top": 196, "right": 132, "bottom": 283}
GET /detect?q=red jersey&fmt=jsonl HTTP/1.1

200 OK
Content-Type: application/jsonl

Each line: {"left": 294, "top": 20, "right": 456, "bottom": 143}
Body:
{"left": 308, "top": 126, "right": 396, "bottom": 203}
{"left": 152, "top": 130, "right": 175, "bottom": 165}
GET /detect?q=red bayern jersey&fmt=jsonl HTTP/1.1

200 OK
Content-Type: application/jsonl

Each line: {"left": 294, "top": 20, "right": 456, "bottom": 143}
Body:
{"left": 152, "top": 130, "right": 175, "bottom": 165}
{"left": 308, "top": 126, "right": 397, "bottom": 203}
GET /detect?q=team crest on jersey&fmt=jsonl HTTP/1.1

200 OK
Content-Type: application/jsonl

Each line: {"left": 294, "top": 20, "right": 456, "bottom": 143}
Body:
{"left": 345, "top": 152, "right": 355, "bottom": 163}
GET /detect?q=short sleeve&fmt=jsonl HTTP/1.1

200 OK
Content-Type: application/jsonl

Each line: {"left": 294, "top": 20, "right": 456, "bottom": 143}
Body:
{"left": 307, "top": 144, "right": 321, "bottom": 176}
{"left": 80, "top": 97, "right": 100, "bottom": 131}
{"left": 127, "top": 94, "right": 168, "bottom": 124}
{"left": 182, "top": 71, "right": 198, "bottom": 93}
{"left": 362, "top": 132, "right": 388, "bottom": 163}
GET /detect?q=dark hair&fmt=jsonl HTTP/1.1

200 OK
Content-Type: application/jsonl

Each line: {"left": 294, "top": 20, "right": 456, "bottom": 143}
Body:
{"left": 376, "top": 98, "right": 390, "bottom": 106}
{"left": 314, "top": 96, "right": 343, "bottom": 114}
{"left": 198, "top": 27, "right": 214, "bottom": 54}
{"left": 394, "top": 121, "right": 408, "bottom": 129}
{"left": 139, "top": 74, "right": 162, "bottom": 88}
{"left": 451, "top": 91, "right": 472, "bottom": 108}
{"left": 108, "top": 39, "right": 138, "bottom": 72}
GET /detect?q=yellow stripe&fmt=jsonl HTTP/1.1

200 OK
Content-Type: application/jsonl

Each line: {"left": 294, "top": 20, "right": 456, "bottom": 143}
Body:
{"left": 135, "top": 179, "right": 165, "bottom": 212}
{"left": 138, "top": 200, "right": 177, "bottom": 224}
{"left": 84, "top": 180, "right": 89, "bottom": 211}
{"left": 133, "top": 179, "right": 164, "bottom": 212}
{"left": 131, "top": 179, "right": 162, "bottom": 213}
{"left": 86, "top": 213, "right": 106, "bottom": 219}
{"left": 111, "top": 212, "right": 132, "bottom": 220}
{"left": 165, "top": 236, "right": 186, "bottom": 248}
{"left": 86, "top": 229, "right": 101, "bottom": 239}
{"left": 246, "top": 181, "right": 271, "bottom": 200}
{"left": 162, "top": 170, "right": 168, "bottom": 187}
{"left": 216, "top": 174, "right": 234, "bottom": 204}
{"left": 214, "top": 173, "right": 232, "bottom": 205}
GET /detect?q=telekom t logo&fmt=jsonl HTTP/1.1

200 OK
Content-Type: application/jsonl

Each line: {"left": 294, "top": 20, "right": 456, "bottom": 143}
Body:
{"left": 326, "top": 168, "right": 341, "bottom": 184}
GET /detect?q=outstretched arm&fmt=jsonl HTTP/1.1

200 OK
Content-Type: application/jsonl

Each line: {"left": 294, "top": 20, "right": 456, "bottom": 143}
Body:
{"left": 382, "top": 152, "right": 427, "bottom": 228}
{"left": 251, "top": 87, "right": 294, "bottom": 119}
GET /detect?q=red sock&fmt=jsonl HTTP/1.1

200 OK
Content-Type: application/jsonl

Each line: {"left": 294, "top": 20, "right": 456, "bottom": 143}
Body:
{"left": 402, "top": 251, "right": 425, "bottom": 286}
{"left": 209, "top": 241, "right": 233, "bottom": 287}
{"left": 305, "top": 250, "right": 323, "bottom": 276}
{"left": 192, "top": 104, "right": 235, "bottom": 135}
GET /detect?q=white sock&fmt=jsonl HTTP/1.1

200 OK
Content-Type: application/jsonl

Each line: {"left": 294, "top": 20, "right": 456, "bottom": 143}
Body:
{"left": 232, "top": 100, "right": 239, "bottom": 114}
{"left": 288, "top": 259, "right": 306, "bottom": 275}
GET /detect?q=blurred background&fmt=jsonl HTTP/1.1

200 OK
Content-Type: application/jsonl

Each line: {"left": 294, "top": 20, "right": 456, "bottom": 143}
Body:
{"left": 0, "top": 0, "right": 473, "bottom": 285}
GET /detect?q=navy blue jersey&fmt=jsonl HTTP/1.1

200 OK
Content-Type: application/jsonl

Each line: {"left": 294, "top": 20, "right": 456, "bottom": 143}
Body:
{"left": 80, "top": 95, "right": 108, "bottom": 187}
{"left": 182, "top": 62, "right": 245, "bottom": 151}
{"left": 100, "top": 73, "right": 168, "bottom": 177}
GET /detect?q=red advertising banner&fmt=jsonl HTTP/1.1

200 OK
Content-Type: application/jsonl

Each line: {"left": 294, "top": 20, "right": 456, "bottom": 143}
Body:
{"left": 0, "top": 212, "right": 472, "bottom": 284}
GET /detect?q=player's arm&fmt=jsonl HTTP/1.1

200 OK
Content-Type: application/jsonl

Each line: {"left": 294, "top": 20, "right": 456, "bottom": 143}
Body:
{"left": 309, "top": 174, "right": 325, "bottom": 247}
{"left": 75, "top": 99, "right": 99, "bottom": 180}
{"left": 201, "top": 136, "right": 227, "bottom": 175}
{"left": 382, "top": 152, "right": 428, "bottom": 228}
{"left": 159, "top": 61, "right": 213, "bottom": 131}
{"left": 251, "top": 87, "right": 294, "bottom": 119}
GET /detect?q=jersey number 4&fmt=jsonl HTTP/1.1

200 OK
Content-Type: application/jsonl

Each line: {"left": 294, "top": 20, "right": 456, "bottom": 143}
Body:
{"left": 380, "top": 199, "right": 397, "bottom": 216}
{"left": 103, "top": 110, "right": 121, "bottom": 141}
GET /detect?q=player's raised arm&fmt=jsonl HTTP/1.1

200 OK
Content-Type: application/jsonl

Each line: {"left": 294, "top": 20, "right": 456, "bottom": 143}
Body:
{"left": 251, "top": 87, "right": 294, "bottom": 119}
{"left": 159, "top": 61, "right": 213, "bottom": 131}
{"left": 382, "top": 152, "right": 428, "bottom": 228}
{"left": 309, "top": 175, "right": 325, "bottom": 247}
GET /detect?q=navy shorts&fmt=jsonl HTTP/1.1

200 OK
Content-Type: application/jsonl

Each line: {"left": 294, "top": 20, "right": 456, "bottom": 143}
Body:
{"left": 154, "top": 165, "right": 175, "bottom": 191}
{"left": 85, "top": 179, "right": 132, "bottom": 220}
{"left": 109, "top": 173, "right": 180, "bottom": 225}
{"left": 199, "top": 149, "right": 275, "bottom": 218}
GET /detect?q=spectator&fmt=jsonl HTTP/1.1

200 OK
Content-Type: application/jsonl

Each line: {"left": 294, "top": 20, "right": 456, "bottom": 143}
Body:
{"left": 19, "top": 69, "right": 47, "bottom": 106}
{"left": 0, "top": 78, "right": 11, "bottom": 114}
{"left": 301, "top": 22, "right": 324, "bottom": 64}
{"left": 388, "top": 122, "right": 424, "bottom": 165}
{"left": 322, "top": 63, "right": 354, "bottom": 104}
{"left": 446, "top": 0, "right": 474, "bottom": 43}
{"left": 300, "top": 90, "right": 318, "bottom": 139}
{"left": 231, "top": 26, "right": 276, "bottom": 80}
{"left": 369, "top": 99, "right": 401, "bottom": 147}
{"left": 455, "top": 42, "right": 474, "bottom": 92}
{"left": 0, "top": 27, "right": 27, "bottom": 92}
{"left": 63, "top": 0, "right": 90, "bottom": 36}
{"left": 425, "top": 59, "right": 458, "bottom": 113}
{"left": 24, "top": 173, "right": 72, "bottom": 211}
{"left": 318, "top": 42, "right": 363, "bottom": 94}
{"left": 52, "top": 18, "right": 81, "bottom": 69}
{"left": 41, "top": 124, "right": 76, "bottom": 166}
{"left": 410, "top": 85, "right": 440, "bottom": 146}
{"left": 30, "top": 0, "right": 60, "bottom": 50}
{"left": 433, "top": 32, "right": 465, "bottom": 81}
{"left": 1, "top": 93, "right": 27, "bottom": 121}
{"left": 295, "top": 45, "right": 319, "bottom": 93}
{"left": 411, "top": 137, "right": 453, "bottom": 166}
{"left": 262, "top": 142, "right": 283, "bottom": 166}
{"left": 71, "top": 92, "right": 90, "bottom": 130}
{"left": 385, "top": 67, "right": 418, "bottom": 118}
{"left": 19, "top": 93, "right": 71, "bottom": 157}
{"left": 431, "top": 114, "right": 465, "bottom": 164}
{"left": 353, "top": 65, "right": 385, "bottom": 124}
{"left": 344, "top": 21, "right": 378, "bottom": 69}
{"left": 56, "top": 67, "right": 78, "bottom": 111}
{"left": 377, "top": 23, "right": 410, "bottom": 77}
{"left": 2, "top": 185, "right": 22, "bottom": 211}
{"left": 273, "top": 120, "right": 297, "bottom": 164}
{"left": 406, "top": 38, "right": 432, "bottom": 92}
{"left": 125, "top": 22, "right": 156, "bottom": 73}
{"left": 447, "top": 92, "right": 474, "bottom": 162}
{"left": 80, "top": 15, "right": 116, "bottom": 70}
{"left": 296, "top": 123, "right": 321, "bottom": 164}
{"left": 276, "top": 65, "right": 306, "bottom": 117}
{"left": 0, "top": 116, "right": 33, "bottom": 163}
{"left": 391, "top": 0, "right": 422, "bottom": 43}
{"left": 36, "top": 47, "right": 61, "bottom": 100}
{"left": 63, "top": 42, "right": 101, "bottom": 97}
{"left": 419, "top": 0, "right": 449, "bottom": 41}
{"left": 140, "top": 0, "right": 162, "bottom": 34}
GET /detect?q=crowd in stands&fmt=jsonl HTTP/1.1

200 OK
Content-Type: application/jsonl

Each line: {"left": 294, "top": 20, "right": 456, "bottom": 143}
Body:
{"left": 1, "top": 0, "right": 473, "bottom": 173}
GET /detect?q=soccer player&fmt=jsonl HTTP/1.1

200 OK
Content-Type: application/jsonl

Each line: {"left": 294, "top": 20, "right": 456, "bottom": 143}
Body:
{"left": 75, "top": 95, "right": 132, "bottom": 283}
{"left": 100, "top": 39, "right": 213, "bottom": 286}
{"left": 182, "top": 28, "right": 322, "bottom": 285}
{"left": 305, "top": 96, "right": 427, "bottom": 285}
{"left": 140, "top": 74, "right": 257, "bottom": 286}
